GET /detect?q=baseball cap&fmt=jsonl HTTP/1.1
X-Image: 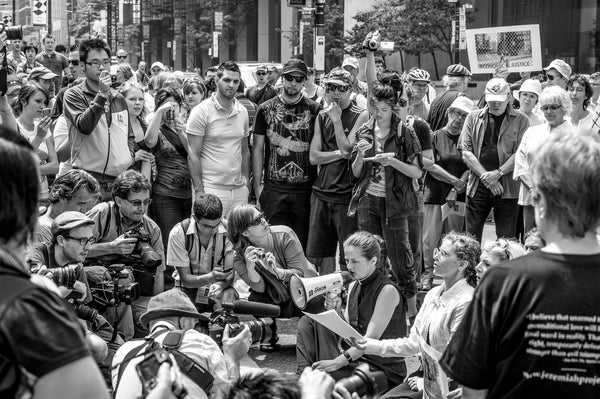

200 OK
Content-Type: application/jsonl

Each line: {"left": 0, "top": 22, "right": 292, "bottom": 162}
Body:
{"left": 326, "top": 67, "right": 353, "bottom": 86}
{"left": 116, "top": 49, "right": 127, "bottom": 57}
{"left": 544, "top": 59, "right": 572, "bottom": 79}
{"left": 342, "top": 57, "right": 359, "bottom": 70}
{"left": 29, "top": 66, "right": 57, "bottom": 81}
{"left": 151, "top": 61, "right": 166, "bottom": 71}
{"left": 282, "top": 58, "right": 308, "bottom": 78}
{"left": 51, "top": 211, "right": 95, "bottom": 236}
{"left": 446, "top": 63, "right": 472, "bottom": 77}
{"left": 448, "top": 96, "right": 475, "bottom": 114}
{"left": 256, "top": 64, "right": 268, "bottom": 73}
{"left": 484, "top": 78, "right": 511, "bottom": 102}
{"left": 513, "top": 79, "right": 542, "bottom": 99}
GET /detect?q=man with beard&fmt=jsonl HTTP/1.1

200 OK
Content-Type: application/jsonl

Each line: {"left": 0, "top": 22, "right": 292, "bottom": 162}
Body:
{"left": 187, "top": 61, "right": 250, "bottom": 218}
{"left": 246, "top": 64, "right": 278, "bottom": 106}
{"left": 253, "top": 58, "right": 322, "bottom": 249}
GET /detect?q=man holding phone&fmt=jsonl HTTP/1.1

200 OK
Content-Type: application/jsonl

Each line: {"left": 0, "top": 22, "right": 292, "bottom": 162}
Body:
{"left": 166, "top": 194, "right": 237, "bottom": 311}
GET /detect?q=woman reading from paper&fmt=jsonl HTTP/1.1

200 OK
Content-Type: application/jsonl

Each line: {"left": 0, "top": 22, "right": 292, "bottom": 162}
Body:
{"left": 351, "top": 232, "right": 479, "bottom": 399}
{"left": 296, "top": 231, "right": 406, "bottom": 389}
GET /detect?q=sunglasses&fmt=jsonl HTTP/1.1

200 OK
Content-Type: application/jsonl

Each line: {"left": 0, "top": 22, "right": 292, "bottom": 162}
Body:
{"left": 546, "top": 74, "right": 560, "bottom": 81}
{"left": 249, "top": 212, "right": 266, "bottom": 227}
{"left": 69, "top": 60, "right": 80, "bottom": 66}
{"left": 256, "top": 71, "right": 267, "bottom": 76}
{"left": 540, "top": 104, "right": 561, "bottom": 111}
{"left": 283, "top": 74, "right": 305, "bottom": 83}
{"left": 117, "top": 56, "right": 127, "bottom": 59}
{"left": 325, "top": 84, "right": 350, "bottom": 93}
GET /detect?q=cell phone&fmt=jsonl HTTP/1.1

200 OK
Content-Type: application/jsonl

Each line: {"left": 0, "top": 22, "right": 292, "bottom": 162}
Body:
{"left": 166, "top": 108, "right": 175, "bottom": 122}
{"left": 135, "top": 350, "right": 171, "bottom": 393}
{"left": 42, "top": 108, "right": 51, "bottom": 118}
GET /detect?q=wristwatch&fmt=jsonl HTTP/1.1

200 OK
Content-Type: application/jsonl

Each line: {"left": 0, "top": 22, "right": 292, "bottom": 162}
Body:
{"left": 342, "top": 350, "right": 352, "bottom": 364}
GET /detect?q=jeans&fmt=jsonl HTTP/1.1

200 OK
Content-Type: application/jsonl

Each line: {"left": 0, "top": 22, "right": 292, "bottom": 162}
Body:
{"left": 356, "top": 193, "right": 416, "bottom": 299}
{"left": 407, "top": 191, "right": 424, "bottom": 282}
{"left": 149, "top": 194, "right": 193, "bottom": 248}
{"left": 466, "top": 184, "right": 519, "bottom": 241}
{"left": 259, "top": 188, "right": 311, "bottom": 250}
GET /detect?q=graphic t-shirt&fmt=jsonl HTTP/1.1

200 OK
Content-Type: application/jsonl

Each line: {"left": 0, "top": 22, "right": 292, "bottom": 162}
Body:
{"left": 254, "top": 95, "right": 321, "bottom": 192}
{"left": 440, "top": 250, "right": 600, "bottom": 399}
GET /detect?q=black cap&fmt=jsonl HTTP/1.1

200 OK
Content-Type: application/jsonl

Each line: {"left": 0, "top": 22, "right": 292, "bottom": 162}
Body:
{"left": 282, "top": 58, "right": 308, "bottom": 78}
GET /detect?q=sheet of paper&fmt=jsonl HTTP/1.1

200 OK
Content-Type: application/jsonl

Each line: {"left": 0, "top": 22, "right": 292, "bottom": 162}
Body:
{"left": 303, "top": 310, "right": 364, "bottom": 340}
{"left": 441, "top": 201, "right": 466, "bottom": 221}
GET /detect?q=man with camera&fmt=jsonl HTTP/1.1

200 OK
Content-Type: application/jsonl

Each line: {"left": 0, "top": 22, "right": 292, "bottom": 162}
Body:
{"left": 63, "top": 38, "right": 135, "bottom": 201}
{"left": 31, "top": 169, "right": 100, "bottom": 245}
{"left": 0, "top": 128, "right": 108, "bottom": 398}
{"left": 86, "top": 169, "right": 165, "bottom": 339}
{"left": 112, "top": 288, "right": 252, "bottom": 399}
{"left": 167, "top": 194, "right": 236, "bottom": 310}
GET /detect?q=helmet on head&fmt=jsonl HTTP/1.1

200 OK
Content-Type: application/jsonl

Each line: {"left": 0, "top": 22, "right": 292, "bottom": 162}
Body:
{"left": 407, "top": 68, "right": 431, "bottom": 83}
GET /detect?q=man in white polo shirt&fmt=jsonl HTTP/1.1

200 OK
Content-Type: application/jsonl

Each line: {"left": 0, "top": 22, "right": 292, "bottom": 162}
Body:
{"left": 186, "top": 61, "right": 250, "bottom": 218}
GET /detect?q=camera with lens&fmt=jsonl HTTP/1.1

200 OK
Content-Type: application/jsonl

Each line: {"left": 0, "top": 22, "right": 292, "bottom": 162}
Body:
{"left": 136, "top": 349, "right": 187, "bottom": 399}
{"left": 0, "top": 23, "right": 23, "bottom": 96}
{"left": 43, "top": 263, "right": 81, "bottom": 289}
{"left": 207, "top": 307, "right": 274, "bottom": 347}
{"left": 336, "top": 363, "right": 389, "bottom": 398}
{"left": 88, "top": 264, "right": 140, "bottom": 313}
{"left": 72, "top": 303, "right": 99, "bottom": 323}
{"left": 124, "top": 227, "right": 162, "bottom": 272}
{"left": 367, "top": 31, "right": 381, "bottom": 50}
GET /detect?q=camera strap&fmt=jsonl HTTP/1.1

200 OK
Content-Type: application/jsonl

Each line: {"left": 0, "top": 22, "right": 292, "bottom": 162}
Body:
{"left": 180, "top": 218, "right": 226, "bottom": 275}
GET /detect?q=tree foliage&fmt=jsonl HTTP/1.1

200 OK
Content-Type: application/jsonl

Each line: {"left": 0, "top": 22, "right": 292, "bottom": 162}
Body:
{"left": 344, "top": 0, "right": 459, "bottom": 63}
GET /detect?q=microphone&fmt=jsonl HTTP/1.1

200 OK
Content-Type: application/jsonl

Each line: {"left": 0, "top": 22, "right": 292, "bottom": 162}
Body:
{"left": 222, "top": 300, "right": 281, "bottom": 317}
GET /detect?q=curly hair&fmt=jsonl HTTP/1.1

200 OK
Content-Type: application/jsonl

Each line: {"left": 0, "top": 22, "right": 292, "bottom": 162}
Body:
{"left": 567, "top": 74, "right": 593, "bottom": 110}
{"left": 441, "top": 232, "right": 481, "bottom": 287}
{"left": 111, "top": 170, "right": 151, "bottom": 200}
{"left": 48, "top": 170, "right": 100, "bottom": 204}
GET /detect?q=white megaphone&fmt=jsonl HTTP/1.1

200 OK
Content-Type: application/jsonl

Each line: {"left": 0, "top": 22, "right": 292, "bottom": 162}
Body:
{"left": 289, "top": 273, "right": 344, "bottom": 310}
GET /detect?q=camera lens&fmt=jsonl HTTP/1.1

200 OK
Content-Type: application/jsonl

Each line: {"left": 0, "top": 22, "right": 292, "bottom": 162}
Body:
{"left": 336, "top": 363, "right": 388, "bottom": 397}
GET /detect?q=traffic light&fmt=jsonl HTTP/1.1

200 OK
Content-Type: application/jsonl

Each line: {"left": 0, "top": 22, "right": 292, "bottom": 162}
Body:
{"left": 315, "top": 0, "right": 324, "bottom": 27}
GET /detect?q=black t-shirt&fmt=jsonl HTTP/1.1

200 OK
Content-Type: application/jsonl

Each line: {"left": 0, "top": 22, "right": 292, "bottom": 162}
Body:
{"left": 246, "top": 83, "right": 278, "bottom": 106}
{"left": 440, "top": 251, "right": 600, "bottom": 399}
{"left": 0, "top": 264, "right": 90, "bottom": 397}
{"left": 424, "top": 128, "right": 467, "bottom": 204}
{"left": 312, "top": 100, "right": 365, "bottom": 203}
{"left": 426, "top": 90, "right": 461, "bottom": 132}
{"left": 408, "top": 116, "right": 433, "bottom": 189}
{"left": 254, "top": 95, "right": 322, "bottom": 193}
{"left": 479, "top": 112, "right": 504, "bottom": 171}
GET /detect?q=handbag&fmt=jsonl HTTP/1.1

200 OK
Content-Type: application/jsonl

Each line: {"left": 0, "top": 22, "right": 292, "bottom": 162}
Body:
{"left": 253, "top": 260, "right": 291, "bottom": 304}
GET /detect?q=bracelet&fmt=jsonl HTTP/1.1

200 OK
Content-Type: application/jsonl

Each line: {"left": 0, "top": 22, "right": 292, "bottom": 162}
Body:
{"left": 341, "top": 350, "right": 352, "bottom": 364}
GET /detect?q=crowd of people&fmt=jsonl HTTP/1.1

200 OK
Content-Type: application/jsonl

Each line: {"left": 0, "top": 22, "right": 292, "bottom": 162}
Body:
{"left": 1, "top": 28, "right": 600, "bottom": 399}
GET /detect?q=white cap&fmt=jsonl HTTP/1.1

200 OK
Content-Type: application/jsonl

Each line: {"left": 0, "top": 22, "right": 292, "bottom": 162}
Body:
{"left": 513, "top": 79, "right": 542, "bottom": 99}
{"left": 543, "top": 59, "right": 572, "bottom": 79}
{"left": 448, "top": 96, "right": 475, "bottom": 114}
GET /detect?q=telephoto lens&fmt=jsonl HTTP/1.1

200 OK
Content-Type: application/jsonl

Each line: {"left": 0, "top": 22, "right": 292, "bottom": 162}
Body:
{"left": 336, "top": 363, "right": 389, "bottom": 397}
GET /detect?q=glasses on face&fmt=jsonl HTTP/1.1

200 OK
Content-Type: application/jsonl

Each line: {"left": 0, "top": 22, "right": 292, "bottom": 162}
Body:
{"left": 325, "top": 84, "right": 350, "bottom": 93}
{"left": 65, "top": 236, "right": 96, "bottom": 246}
{"left": 283, "top": 74, "right": 305, "bottom": 83}
{"left": 69, "top": 60, "right": 80, "bottom": 66}
{"left": 433, "top": 248, "right": 450, "bottom": 258}
{"left": 123, "top": 198, "right": 153, "bottom": 208}
{"left": 450, "top": 109, "right": 468, "bottom": 120}
{"left": 117, "top": 56, "right": 127, "bottom": 60}
{"left": 540, "top": 104, "right": 562, "bottom": 112}
{"left": 198, "top": 220, "right": 220, "bottom": 230}
{"left": 546, "top": 74, "right": 561, "bottom": 81}
{"left": 256, "top": 71, "right": 267, "bottom": 76}
{"left": 249, "top": 212, "right": 266, "bottom": 227}
{"left": 86, "top": 60, "right": 111, "bottom": 68}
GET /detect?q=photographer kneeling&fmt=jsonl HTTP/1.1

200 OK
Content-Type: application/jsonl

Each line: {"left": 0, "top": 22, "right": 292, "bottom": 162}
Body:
{"left": 26, "top": 211, "right": 125, "bottom": 375}
{"left": 86, "top": 170, "right": 165, "bottom": 339}
{"left": 112, "top": 288, "right": 252, "bottom": 399}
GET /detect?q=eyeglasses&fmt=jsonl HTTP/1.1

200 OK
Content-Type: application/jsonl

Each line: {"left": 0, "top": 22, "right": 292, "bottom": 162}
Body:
{"left": 198, "top": 220, "right": 221, "bottom": 230}
{"left": 325, "top": 84, "right": 350, "bottom": 93}
{"left": 65, "top": 236, "right": 96, "bottom": 246}
{"left": 540, "top": 104, "right": 562, "bottom": 112}
{"left": 86, "top": 60, "right": 111, "bottom": 68}
{"left": 283, "top": 74, "right": 305, "bottom": 83}
{"left": 256, "top": 72, "right": 267, "bottom": 76}
{"left": 117, "top": 56, "right": 127, "bottom": 59}
{"left": 433, "top": 248, "right": 450, "bottom": 258}
{"left": 249, "top": 212, "right": 266, "bottom": 227}
{"left": 450, "top": 109, "right": 468, "bottom": 119}
{"left": 546, "top": 74, "right": 560, "bottom": 81}
{"left": 69, "top": 60, "right": 80, "bottom": 66}
{"left": 122, "top": 198, "right": 153, "bottom": 207}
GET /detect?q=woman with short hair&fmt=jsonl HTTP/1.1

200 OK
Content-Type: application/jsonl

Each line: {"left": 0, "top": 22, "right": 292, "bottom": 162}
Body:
{"left": 513, "top": 86, "right": 572, "bottom": 233}
{"left": 567, "top": 74, "right": 594, "bottom": 131}
{"left": 475, "top": 238, "right": 527, "bottom": 283}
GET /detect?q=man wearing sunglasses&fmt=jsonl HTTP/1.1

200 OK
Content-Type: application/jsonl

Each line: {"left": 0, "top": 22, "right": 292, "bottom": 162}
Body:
{"left": 543, "top": 59, "right": 571, "bottom": 90}
{"left": 253, "top": 58, "right": 322, "bottom": 249}
{"left": 307, "top": 67, "right": 368, "bottom": 274}
{"left": 86, "top": 170, "right": 165, "bottom": 339}
{"left": 246, "top": 64, "right": 277, "bottom": 106}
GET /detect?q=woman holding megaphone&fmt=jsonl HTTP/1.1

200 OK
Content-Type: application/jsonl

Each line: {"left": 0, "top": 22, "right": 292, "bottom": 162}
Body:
{"left": 296, "top": 231, "right": 407, "bottom": 390}
{"left": 228, "top": 204, "right": 318, "bottom": 351}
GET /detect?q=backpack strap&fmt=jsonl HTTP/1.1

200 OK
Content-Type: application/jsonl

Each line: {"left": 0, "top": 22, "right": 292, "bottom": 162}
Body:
{"left": 180, "top": 218, "right": 194, "bottom": 275}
